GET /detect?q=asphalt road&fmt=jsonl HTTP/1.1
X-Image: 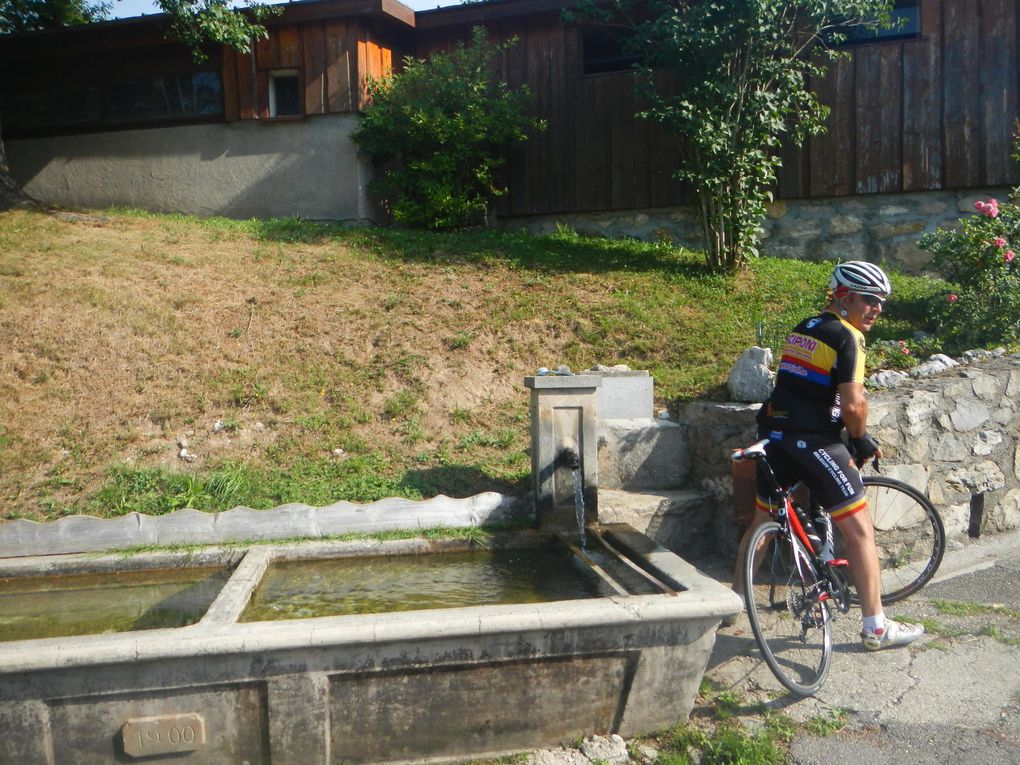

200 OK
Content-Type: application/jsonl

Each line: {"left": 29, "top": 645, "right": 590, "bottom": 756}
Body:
{"left": 703, "top": 529, "right": 1020, "bottom": 764}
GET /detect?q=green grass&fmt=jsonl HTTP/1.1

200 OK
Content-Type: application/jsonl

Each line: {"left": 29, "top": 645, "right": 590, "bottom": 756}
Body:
{"left": 928, "top": 599, "right": 1020, "bottom": 647}
{"left": 933, "top": 599, "right": 1020, "bottom": 620}
{"left": 803, "top": 709, "right": 849, "bottom": 737}
{"left": 0, "top": 208, "right": 950, "bottom": 520}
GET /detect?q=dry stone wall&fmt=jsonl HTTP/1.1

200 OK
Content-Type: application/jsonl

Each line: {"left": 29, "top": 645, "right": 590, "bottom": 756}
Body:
{"left": 509, "top": 188, "right": 1013, "bottom": 274}
{"left": 679, "top": 354, "right": 1020, "bottom": 555}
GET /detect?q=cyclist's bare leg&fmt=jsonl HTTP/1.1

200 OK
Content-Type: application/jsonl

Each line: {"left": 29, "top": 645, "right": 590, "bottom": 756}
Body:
{"left": 833, "top": 505, "right": 882, "bottom": 618}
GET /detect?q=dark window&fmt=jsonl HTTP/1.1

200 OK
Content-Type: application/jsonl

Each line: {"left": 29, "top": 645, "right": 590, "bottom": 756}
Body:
{"left": 3, "top": 71, "right": 222, "bottom": 134}
{"left": 3, "top": 86, "right": 102, "bottom": 131}
{"left": 582, "top": 28, "right": 643, "bottom": 75}
{"left": 269, "top": 69, "right": 301, "bottom": 117}
{"left": 109, "top": 72, "right": 223, "bottom": 123}
{"left": 843, "top": 0, "right": 920, "bottom": 44}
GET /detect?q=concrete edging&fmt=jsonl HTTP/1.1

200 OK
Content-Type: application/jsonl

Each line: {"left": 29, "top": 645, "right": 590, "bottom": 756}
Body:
{"left": 0, "top": 492, "right": 526, "bottom": 558}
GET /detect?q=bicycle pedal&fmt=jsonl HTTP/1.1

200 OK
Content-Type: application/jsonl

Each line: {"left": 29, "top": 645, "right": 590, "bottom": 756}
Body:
{"left": 824, "top": 558, "right": 849, "bottom": 568}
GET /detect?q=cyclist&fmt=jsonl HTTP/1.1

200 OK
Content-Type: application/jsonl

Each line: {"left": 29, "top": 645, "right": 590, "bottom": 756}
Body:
{"left": 730, "top": 261, "right": 924, "bottom": 651}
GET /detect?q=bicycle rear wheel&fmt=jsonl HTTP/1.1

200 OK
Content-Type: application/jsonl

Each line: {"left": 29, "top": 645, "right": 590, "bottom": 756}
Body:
{"left": 743, "top": 521, "right": 832, "bottom": 697}
{"left": 843, "top": 476, "right": 945, "bottom": 605}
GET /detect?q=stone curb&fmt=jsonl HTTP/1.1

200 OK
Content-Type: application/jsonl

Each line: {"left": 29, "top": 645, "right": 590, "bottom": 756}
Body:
{"left": 0, "top": 492, "right": 526, "bottom": 558}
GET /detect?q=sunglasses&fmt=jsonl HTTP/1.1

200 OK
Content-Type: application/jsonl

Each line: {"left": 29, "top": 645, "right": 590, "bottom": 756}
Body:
{"left": 858, "top": 293, "right": 886, "bottom": 307}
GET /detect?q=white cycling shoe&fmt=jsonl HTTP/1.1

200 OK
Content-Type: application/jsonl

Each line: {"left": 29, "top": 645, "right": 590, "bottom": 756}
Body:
{"left": 860, "top": 619, "right": 925, "bottom": 651}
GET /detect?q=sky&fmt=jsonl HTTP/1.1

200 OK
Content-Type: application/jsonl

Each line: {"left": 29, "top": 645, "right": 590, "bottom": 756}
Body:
{"left": 108, "top": 0, "right": 463, "bottom": 19}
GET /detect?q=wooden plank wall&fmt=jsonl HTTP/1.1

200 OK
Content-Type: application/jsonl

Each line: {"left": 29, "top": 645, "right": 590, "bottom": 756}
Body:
{"left": 789, "top": 0, "right": 1020, "bottom": 198}
{"left": 222, "top": 20, "right": 398, "bottom": 119}
{"left": 419, "top": 0, "right": 1020, "bottom": 216}
{"left": 418, "top": 16, "right": 686, "bottom": 217}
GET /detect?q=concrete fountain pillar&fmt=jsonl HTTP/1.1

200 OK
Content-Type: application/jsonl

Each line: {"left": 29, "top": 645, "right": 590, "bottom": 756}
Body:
{"left": 524, "top": 374, "right": 601, "bottom": 530}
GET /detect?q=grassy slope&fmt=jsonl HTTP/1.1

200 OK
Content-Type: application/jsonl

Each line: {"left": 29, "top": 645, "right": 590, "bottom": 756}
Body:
{"left": 0, "top": 208, "right": 943, "bottom": 521}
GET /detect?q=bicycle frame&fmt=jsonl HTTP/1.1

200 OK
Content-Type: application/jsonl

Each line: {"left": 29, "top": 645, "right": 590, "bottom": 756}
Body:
{"left": 733, "top": 439, "right": 850, "bottom": 614}
{"left": 734, "top": 439, "right": 815, "bottom": 554}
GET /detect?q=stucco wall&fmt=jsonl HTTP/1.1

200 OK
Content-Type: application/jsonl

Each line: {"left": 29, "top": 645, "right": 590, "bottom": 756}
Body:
{"left": 7, "top": 114, "right": 374, "bottom": 223}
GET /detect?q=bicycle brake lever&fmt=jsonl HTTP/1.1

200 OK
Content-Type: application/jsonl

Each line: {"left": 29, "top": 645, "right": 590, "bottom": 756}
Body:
{"left": 871, "top": 456, "right": 881, "bottom": 473}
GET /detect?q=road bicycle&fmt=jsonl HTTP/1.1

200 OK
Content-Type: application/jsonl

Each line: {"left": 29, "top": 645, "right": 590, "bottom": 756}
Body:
{"left": 731, "top": 438, "right": 945, "bottom": 696}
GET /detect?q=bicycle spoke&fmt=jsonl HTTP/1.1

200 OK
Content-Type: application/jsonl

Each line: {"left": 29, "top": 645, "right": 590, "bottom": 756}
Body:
{"left": 840, "top": 476, "right": 945, "bottom": 605}
{"left": 744, "top": 522, "right": 831, "bottom": 697}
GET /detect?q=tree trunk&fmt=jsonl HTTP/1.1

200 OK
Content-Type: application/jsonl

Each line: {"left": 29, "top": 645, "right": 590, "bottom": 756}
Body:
{"left": 0, "top": 110, "right": 34, "bottom": 212}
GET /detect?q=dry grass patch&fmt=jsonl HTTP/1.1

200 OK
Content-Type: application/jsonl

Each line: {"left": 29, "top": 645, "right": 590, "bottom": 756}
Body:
{"left": 0, "top": 209, "right": 941, "bottom": 520}
{"left": 0, "top": 210, "right": 570, "bottom": 518}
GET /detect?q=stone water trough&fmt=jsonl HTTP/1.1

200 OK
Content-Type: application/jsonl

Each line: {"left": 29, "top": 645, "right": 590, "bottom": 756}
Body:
{"left": 0, "top": 376, "right": 740, "bottom": 764}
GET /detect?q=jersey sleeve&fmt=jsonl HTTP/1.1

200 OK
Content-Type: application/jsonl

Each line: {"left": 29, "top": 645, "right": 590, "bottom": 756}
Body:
{"left": 834, "top": 321, "right": 867, "bottom": 385}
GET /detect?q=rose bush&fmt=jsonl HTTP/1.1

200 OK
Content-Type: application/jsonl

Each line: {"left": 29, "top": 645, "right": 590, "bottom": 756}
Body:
{"left": 918, "top": 195, "right": 1020, "bottom": 350}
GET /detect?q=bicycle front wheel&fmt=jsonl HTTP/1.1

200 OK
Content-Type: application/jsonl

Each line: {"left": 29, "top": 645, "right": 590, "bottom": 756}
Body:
{"left": 850, "top": 476, "right": 946, "bottom": 605}
{"left": 743, "top": 521, "right": 832, "bottom": 697}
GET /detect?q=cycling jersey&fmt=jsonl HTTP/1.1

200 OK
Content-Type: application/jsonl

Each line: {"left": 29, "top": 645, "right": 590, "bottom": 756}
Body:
{"left": 757, "top": 311, "right": 867, "bottom": 437}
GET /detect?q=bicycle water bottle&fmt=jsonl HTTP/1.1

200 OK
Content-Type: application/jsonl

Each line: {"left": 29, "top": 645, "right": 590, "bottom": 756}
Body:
{"left": 793, "top": 505, "right": 823, "bottom": 554}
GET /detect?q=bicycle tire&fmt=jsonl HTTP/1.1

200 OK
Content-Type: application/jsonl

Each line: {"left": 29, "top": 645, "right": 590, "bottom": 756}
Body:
{"left": 743, "top": 521, "right": 832, "bottom": 697}
{"left": 843, "top": 476, "right": 946, "bottom": 605}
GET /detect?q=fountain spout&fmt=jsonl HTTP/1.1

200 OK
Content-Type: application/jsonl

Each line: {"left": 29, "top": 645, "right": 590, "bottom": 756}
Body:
{"left": 558, "top": 447, "right": 581, "bottom": 471}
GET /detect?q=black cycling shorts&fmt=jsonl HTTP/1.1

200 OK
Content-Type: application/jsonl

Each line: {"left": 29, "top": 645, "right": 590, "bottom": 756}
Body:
{"left": 755, "top": 432, "right": 867, "bottom": 522}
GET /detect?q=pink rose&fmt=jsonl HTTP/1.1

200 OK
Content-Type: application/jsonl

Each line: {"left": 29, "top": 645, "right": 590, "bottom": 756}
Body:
{"left": 1006, "top": 250, "right": 1016, "bottom": 262}
{"left": 994, "top": 237, "right": 1008, "bottom": 247}
{"left": 975, "top": 199, "right": 1000, "bottom": 218}
{"left": 948, "top": 294, "right": 959, "bottom": 302}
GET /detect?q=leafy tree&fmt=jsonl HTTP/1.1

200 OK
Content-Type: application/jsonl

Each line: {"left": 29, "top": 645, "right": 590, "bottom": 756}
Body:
{"left": 0, "top": 0, "right": 109, "bottom": 33}
{"left": 353, "top": 26, "right": 545, "bottom": 231}
{"left": 0, "top": 0, "right": 274, "bottom": 210}
{"left": 571, "top": 0, "right": 894, "bottom": 271}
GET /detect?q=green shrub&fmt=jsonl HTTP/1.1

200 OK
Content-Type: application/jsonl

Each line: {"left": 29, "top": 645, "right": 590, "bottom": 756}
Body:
{"left": 352, "top": 26, "right": 545, "bottom": 231}
{"left": 918, "top": 195, "right": 1020, "bottom": 351}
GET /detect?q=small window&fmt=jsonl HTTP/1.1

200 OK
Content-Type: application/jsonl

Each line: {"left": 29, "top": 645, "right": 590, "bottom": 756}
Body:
{"left": 581, "top": 28, "right": 643, "bottom": 75}
{"left": 843, "top": 0, "right": 920, "bottom": 44}
{"left": 269, "top": 69, "right": 301, "bottom": 117}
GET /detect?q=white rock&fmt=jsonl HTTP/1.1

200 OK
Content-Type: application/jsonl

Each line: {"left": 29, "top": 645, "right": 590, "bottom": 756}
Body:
{"left": 909, "top": 353, "right": 958, "bottom": 378}
{"left": 527, "top": 748, "right": 591, "bottom": 765}
{"left": 868, "top": 370, "right": 909, "bottom": 388}
{"left": 178, "top": 448, "right": 196, "bottom": 463}
{"left": 212, "top": 420, "right": 226, "bottom": 433}
{"left": 974, "top": 430, "right": 1003, "bottom": 456}
{"left": 632, "top": 743, "right": 661, "bottom": 764}
{"left": 727, "top": 346, "right": 774, "bottom": 403}
{"left": 580, "top": 734, "right": 630, "bottom": 765}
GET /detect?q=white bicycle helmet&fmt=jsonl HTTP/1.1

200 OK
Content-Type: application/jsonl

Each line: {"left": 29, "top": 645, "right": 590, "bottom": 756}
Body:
{"left": 829, "top": 261, "right": 892, "bottom": 298}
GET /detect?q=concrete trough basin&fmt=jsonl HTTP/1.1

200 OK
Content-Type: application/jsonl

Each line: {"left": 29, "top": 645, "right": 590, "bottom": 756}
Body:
{"left": 0, "top": 523, "right": 740, "bottom": 765}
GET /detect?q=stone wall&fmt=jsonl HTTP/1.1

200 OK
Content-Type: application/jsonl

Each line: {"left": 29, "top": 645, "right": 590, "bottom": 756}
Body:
{"left": 678, "top": 354, "right": 1020, "bottom": 555}
{"left": 508, "top": 188, "right": 1013, "bottom": 275}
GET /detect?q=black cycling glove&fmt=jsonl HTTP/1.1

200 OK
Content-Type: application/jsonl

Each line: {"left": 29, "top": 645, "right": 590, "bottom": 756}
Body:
{"left": 849, "top": 433, "right": 880, "bottom": 467}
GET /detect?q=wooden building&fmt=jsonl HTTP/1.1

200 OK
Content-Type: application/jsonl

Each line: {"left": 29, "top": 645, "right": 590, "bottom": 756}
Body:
{"left": 2, "top": 0, "right": 1018, "bottom": 241}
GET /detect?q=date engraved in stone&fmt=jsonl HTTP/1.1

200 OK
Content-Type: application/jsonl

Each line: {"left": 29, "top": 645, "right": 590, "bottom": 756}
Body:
{"left": 121, "top": 713, "right": 206, "bottom": 758}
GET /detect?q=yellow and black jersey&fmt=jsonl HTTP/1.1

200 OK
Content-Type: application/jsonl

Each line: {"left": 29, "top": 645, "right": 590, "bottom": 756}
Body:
{"left": 757, "top": 311, "right": 866, "bottom": 436}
